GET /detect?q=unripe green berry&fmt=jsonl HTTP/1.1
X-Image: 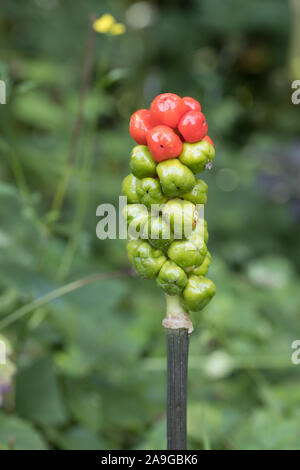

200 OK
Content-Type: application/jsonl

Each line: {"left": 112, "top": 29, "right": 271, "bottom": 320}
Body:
{"left": 133, "top": 241, "right": 166, "bottom": 279}
{"left": 189, "top": 218, "right": 208, "bottom": 245}
{"left": 167, "top": 238, "right": 207, "bottom": 270}
{"left": 179, "top": 141, "right": 214, "bottom": 174}
{"left": 136, "top": 177, "right": 167, "bottom": 209}
{"left": 156, "top": 260, "right": 188, "bottom": 295}
{"left": 162, "top": 198, "right": 195, "bottom": 239}
{"left": 181, "top": 275, "right": 216, "bottom": 312}
{"left": 192, "top": 251, "right": 211, "bottom": 276}
{"left": 123, "top": 204, "right": 149, "bottom": 238}
{"left": 130, "top": 145, "right": 157, "bottom": 179}
{"left": 181, "top": 178, "right": 207, "bottom": 205}
{"left": 126, "top": 239, "right": 143, "bottom": 263}
{"left": 157, "top": 159, "right": 195, "bottom": 197}
{"left": 143, "top": 216, "right": 174, "bottom": 251}
{"left": 122, "top": 174, "right": 140, "bottom": 204}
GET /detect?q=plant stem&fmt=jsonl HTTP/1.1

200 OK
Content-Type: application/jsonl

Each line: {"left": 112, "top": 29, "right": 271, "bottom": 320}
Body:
{"left": 0, "top": 269, "right": 133, "bottom": 330}
{"left": 163, "top": 295, "right": 191, "bottom": 450}
{"left": 165, "top": 327, "right": 189, "bottom": 450}
{"left": 56, "top": 127, "right": 96, "bottom": 281}
{"left": 48, "top": 13, "right": 97, "bottom": 232}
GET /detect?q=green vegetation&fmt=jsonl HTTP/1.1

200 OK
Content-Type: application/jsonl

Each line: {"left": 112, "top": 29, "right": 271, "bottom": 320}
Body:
{"left": 0, "top": 0, "right": 300, "bottom": 450}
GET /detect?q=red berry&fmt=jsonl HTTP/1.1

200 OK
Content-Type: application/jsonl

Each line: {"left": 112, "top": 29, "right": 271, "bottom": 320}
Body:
{"left": 203, "top": 136, "right": 214, "bottom": 147}
{"left": 129, "top": 109, "right": 153, "bottom": 145}
{"left": 183, "top": 96, "right": 201, "bottom": 112}
{"left": 178, "top": 111, "right": 208, "bottom": 143}
{"left": 146, "top": 125, "right": 183, "bottom": 162}
{"left": 150, "top": 93, "right": 186, "bottom": 128}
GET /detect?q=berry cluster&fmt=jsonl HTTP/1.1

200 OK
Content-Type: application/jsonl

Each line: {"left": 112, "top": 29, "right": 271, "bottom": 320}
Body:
{"left": 130, "top": 93, "right": 212, "bottom": 162}
{"left": 123, "top": 93, "right": 216, "bottom": 315}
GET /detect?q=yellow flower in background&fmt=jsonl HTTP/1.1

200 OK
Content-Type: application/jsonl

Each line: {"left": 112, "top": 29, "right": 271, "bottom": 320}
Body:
{"left": 93, "top": 14, "right": 115, "bottom": 33}
{"left": 93, "top": 14, "right": 126, "bottom": 35}
{"left": 110, "top": 23, "right": 126, "bottom": 36}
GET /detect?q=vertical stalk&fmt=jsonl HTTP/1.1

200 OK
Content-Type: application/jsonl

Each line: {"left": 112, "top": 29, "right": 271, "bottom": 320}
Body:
{"left": 165, "top": 327, "right": 189, "bottom": 450}
{"left": 48, "top": 13, "right": 97, "bottom": 233}
{"left": 163, "top": 295, "right": 192, "bottom": 450}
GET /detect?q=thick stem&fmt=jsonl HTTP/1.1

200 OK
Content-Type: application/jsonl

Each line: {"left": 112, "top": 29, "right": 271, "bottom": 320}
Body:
{"left": 163, "top": 295, "right": 193, "bottom": 334}
{"left": 165, "top": 328, "right": 189, "bottom": 450}
{"left": 163, "top": 294, "right": 191, "bottom": 450}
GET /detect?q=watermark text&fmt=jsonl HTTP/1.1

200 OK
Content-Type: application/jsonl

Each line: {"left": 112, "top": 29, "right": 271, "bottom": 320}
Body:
{"left": 291, "top": 80, "right": 300, "bottom": 104}
{"left": 0, "top": 340, "right": 6, "bottom": 364}
{"left": 0, "top": 80, "right": 6, "bottom": 104}
{"left": 291, "top": 340, "right": 300, "bottom": 365}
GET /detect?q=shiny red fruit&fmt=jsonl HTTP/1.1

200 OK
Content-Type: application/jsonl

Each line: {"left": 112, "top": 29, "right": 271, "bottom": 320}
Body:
{"left": 150, "top": 93, "right": 186, "bottom": 128}
{"left": 178, "top": 111, "right": 208, "bottom": 143}
{"left": 147, "top": 125, "right": 183, "bottom": 162}
{"left": 203, "top": 136, "right": 214, "bottom": 147}
{"left": 129, "top": 109, "right": 153, "bottom": 145}
{"left": 183, "top": 96, "right": 201, "bottom": 112}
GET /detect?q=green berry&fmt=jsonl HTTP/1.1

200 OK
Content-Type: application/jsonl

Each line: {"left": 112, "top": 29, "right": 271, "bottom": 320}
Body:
{"left": 136, "top": 177, "right": 167, "bottom": 209}
{"left": 167, "top": 238, "right": 207, "bottom": 270}
{"left": 179, "top": 140, "right": 215, "bottom": 174}
{"left": 156, "top": 159, "right": 195, "bottom": 197}
{"left": 123, "top": 204, "right": 149, "bottom": 238}
{"left": 144, "top": 216, "right": 174, "bottom": 251}
{"left": 181, "top": 178, "right": 207, "bottom": 205}
{"left": 192, "top": 251, "right": 211, "bottom": 276}
{"left": 181, "top": 275, "right": 216, "bottom": 312}
{"left": 122, "top": 174, "right": 140, "bottom": 204}
{"left": 126, "top": 239, "right": 143, "bottom": 263}
{"left": 162, "top": 198, "right": 195, "bottom": 239}
{"left": 129, "top": 145, "right": 157, "bottom": 179}
{"left": 133, "top": 242, "right": 166, "bottom": 279}
{"left": 156, "top": 260, "right": 188, "bottom": 295}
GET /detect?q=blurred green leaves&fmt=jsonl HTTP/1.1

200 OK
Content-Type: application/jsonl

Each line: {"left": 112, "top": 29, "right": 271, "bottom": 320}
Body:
{"left": 0, "top": 0, "right": 300, "bottom": 451}
{"left": 16, "top": 358, "right": 67, "bottom": 427}
{"left": 0, "top": 414, "right": 47, "bottom": 450}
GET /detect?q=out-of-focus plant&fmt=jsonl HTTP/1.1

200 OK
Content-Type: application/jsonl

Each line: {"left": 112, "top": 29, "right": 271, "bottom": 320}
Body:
{"left": 0, "top": 335, "right": 15, "bottom": 407}
{"left": 93, "top": 14, "right": 126, "bottom": 35}
{"left": 0, "top": 0, "right": 300, "bottom": 451}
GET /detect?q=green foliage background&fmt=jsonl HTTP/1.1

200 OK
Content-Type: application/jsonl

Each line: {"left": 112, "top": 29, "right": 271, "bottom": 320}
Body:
{"left": 0, "top": 0, "right": 300, "bottom": 450}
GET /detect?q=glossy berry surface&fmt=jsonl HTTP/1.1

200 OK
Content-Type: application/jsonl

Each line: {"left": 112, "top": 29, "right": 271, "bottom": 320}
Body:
{"left": 178, "top": 111, "right": 208, "bottom": 143}
{"left": 203, "top": 136, "right": 214, "bottom": 147}
{"left": 183, "top": 96, "right": 201, "bottom": 112}
{"left": 129, "top": 109, "right": 153, "bottom": 145}
{"left": 150, "top": 93, "right": 186, "bottom": 128}
{"left": 124, "top": 93, "right": 216, "bottom": 313}
{"left": 147, "top": 125, "right": 183, "bottom": 162}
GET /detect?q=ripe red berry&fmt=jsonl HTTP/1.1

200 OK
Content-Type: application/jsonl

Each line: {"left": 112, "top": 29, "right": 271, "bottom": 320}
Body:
{"left": 150, "top": 93, "right": 186, "bottom": 128}
{"left": 129, "top": 109, "right": 153, "bottom": 145}
{"left": 178, "top": 111, "right": 208, "bottom": 143}
{"left": 147, "top": 125, "right": 183, "bottom": 162}
{"left": 183, "top": 96, "right": 201, "bottom": 112}
{"left": 203, "top": 136, "right": 214, "bottom": 147}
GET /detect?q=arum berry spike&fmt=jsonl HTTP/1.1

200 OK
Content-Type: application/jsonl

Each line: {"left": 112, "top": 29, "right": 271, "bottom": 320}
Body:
{"left": 123, "top": 93, "right": 216, "bottom": 450}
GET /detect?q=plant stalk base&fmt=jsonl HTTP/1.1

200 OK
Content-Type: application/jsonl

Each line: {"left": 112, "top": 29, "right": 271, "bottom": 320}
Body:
{"left": 162, "top": 295, "right": 193, "bottom": 334}
{"left": 165, "top": 327, "right": 189, "bottom": 450}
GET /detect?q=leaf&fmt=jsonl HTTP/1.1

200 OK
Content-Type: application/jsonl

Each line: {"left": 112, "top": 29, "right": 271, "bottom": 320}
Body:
{"left": 65, "top": 382, "right": 103, "bottom": 432}
{"left": 13, "top": 90, "right": 65, "bottom": 130}
{"left": 246, "top": 256, "right": 295, "bottom": 288}
{"left": 0, "top": 413, "right": 47, "bottom": 450}
{"left": 136, "top": 418, "right": 166, "bottom": 450}
{"left": 16, "top": 358, "right": 67, "bottom": 427}
{"left": 231, "top": 410, "right": 300, "bottom": 450}
{"left": 187, "top": 402, "right": 239, "bottom": 448}
{"left": 53, "top": 426, "right": 105, "bottom": 450}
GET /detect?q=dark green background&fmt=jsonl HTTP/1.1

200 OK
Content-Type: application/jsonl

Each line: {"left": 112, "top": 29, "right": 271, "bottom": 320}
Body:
{"left": 0, "top": 0, "right": 300, "bottom": 450}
